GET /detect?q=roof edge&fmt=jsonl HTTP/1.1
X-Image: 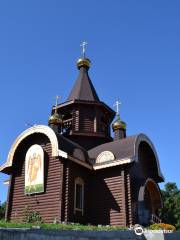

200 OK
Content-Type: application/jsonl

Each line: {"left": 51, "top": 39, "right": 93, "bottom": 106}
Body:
{"left": 134, "top": 133, "right": 165, "bottom": 181}
{"left": 0, "top": 125, "right": 59, "bottom": 174}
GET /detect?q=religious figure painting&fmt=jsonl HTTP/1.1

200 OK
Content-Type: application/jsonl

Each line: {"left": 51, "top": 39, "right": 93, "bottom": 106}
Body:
{"left": 25, "top": 144, "right": 44, "bottom": 194}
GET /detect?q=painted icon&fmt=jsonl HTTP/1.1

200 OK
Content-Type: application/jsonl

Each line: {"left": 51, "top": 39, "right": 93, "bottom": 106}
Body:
{"left": 25, "top": 144, "right": 44, "bottom": 194}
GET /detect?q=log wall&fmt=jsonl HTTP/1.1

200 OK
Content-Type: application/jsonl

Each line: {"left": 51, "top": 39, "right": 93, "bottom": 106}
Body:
{"left": 7, "top": 134, "right": 63, "bottom": 224}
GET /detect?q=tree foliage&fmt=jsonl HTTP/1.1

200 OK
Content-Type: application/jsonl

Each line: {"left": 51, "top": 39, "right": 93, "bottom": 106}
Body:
{"left": 0, "top": 201, "right": 6, "bottom": 220}
{"left": 160, "top": 182, "right": 180, "bottom": 229}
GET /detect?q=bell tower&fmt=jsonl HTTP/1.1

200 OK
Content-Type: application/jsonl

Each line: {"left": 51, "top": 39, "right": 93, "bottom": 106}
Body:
{"left": 49, "top": 43, "right": 115, "bottom": 150}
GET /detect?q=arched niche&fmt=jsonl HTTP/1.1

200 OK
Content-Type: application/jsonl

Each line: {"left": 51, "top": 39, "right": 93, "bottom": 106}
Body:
{"left": 138, "top": 178, "right": 162, "bottom": 225}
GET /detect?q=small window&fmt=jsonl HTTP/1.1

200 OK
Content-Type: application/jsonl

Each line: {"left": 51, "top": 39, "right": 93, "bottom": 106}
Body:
{"left": 74, "top": 178, "right": 84, "bottom": 214}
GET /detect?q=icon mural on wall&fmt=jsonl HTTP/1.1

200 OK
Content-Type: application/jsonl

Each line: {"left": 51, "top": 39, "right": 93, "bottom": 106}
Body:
{"left": 25, "top": 144, "right": 44, "bottom": 194}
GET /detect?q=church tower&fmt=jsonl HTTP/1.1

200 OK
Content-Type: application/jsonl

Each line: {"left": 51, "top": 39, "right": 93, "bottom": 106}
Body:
{"left": 49, "top": 43, "right": 115, "bottom": 150}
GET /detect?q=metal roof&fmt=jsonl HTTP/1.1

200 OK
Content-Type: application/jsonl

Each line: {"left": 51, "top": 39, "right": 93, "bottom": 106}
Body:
{"left": 67, "top": 66, "right": 100, "bottom": 102}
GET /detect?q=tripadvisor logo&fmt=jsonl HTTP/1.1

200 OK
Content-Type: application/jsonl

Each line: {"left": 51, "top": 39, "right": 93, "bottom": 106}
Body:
{"left": 129, "top": 224, "right": 144, "bottom": 235}
{"left": 129, "top": 224, "right": 173, "bottom": 236}
{"left": 133, "top": 225, "right": 144, "bottom": 236}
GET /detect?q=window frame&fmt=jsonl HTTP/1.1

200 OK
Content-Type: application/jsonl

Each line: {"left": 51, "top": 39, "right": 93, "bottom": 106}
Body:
{"left": 74, "top": 177, "right": 84, "bottom": 215}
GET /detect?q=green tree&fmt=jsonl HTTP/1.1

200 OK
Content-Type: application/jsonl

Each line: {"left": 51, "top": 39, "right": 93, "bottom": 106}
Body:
{"left": 0, "top": 201, "right": 6, "bottom": 220}
{"left": 160, "top": 182, "right": 180, "bottom": 229}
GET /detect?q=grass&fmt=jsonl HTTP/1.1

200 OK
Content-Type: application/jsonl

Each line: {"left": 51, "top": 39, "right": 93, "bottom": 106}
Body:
{"left": 25, "top": 184, "right": 44, "bottom": 194}
{"left": 0, "top": 220, "right": 32, "bottom": 229}
{"left": 0, "top": 220, "right": 127, "bottom": 231}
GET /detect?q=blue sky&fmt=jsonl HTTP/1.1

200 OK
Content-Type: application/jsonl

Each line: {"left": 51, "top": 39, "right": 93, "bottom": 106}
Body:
{"left": 0, "top": 1, "right": 180, "bottom": 203}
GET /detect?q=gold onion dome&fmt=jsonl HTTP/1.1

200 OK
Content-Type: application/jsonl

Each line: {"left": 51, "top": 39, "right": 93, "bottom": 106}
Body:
{"left": 77, "top": 58, "right": 91, "bottom": 69}
{"left": 48, "top": 112, "right": 63, "bottom": 125}
{"left": 112, "top": 115, "right": 126, "bottom": 131}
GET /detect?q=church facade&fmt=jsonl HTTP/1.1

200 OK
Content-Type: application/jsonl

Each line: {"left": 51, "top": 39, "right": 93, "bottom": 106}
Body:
{"left": 0, "top": 54, "right": 164, "bottom": 226}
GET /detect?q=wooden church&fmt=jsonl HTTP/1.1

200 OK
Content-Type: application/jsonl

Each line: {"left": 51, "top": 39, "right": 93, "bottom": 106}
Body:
{"left": 0, "top": 46, "right": 164, "bottom": 226}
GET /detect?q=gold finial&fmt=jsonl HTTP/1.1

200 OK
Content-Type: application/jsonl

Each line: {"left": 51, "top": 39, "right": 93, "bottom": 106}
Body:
{"left": 113, "top": 100, "right": 121, "bottom": 116}
{"left": 48, "top": 95, "right": 62, "bottom": 125}
{"left": 80, "top": 41, "right": 88, "bottom": 59}
{"left": 77, "top": 41, "right": 91, "bottom": 69}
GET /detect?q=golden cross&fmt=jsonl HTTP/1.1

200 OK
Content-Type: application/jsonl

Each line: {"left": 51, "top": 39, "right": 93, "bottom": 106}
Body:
{"left": 113, "top": 100, "right": 121, "bottom": 115}
{"left": 80, "top": 41, "right": 88, "bottom": 58}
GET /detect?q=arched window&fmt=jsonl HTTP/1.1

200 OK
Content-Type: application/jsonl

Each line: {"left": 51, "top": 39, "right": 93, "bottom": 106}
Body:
{"left": 74, "top": 177, "right": 84, "bottom": 215}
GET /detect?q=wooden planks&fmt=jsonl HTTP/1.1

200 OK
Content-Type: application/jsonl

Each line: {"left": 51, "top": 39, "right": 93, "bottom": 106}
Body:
{"left": 89, "top": 167, "right": 125, "bottom": 226}
{"left": 7, "top": 135, "right": 63, "bottom": 223}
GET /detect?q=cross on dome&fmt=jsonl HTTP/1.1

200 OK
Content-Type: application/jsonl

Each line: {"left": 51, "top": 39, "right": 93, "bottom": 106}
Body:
{"left": 80, "top": 41, "right": 88, "bottom": 58}
{"left": 113, "top": 100, "right": 121, "bottom": 116}
{"left": 55, "top": 95, "right": 61, "bottom": 113}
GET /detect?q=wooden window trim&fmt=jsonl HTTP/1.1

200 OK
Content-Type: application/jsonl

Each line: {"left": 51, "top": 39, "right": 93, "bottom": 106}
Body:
{"left": 74, "top": 177, "right": 84, "bottom": 215}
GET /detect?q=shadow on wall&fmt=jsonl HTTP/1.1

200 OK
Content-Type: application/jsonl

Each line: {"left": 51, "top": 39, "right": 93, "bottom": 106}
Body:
{"left": 89, "top": 172, "right": 121, "bottom": 226}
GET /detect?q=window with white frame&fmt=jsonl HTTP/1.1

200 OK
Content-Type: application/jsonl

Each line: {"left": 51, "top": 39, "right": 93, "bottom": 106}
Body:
{"left": 74, "top": 177, "right": 84, "bottom": 214}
